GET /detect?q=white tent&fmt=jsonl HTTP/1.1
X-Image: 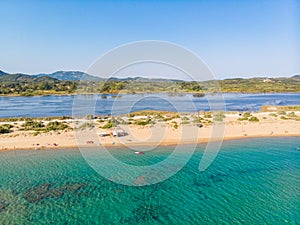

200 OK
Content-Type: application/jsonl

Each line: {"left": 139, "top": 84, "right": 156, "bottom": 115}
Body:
{"left": 112, "top": 129, "right": 125, "bottom": 137}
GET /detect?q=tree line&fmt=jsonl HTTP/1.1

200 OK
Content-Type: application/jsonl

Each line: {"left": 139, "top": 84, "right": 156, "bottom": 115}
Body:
{"left": 0, "top": 77, "right": 299, "bottom": 96}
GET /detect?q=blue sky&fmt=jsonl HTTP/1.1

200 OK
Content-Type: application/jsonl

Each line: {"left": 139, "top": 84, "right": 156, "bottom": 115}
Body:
{"left": 0, "top": 0, "right": 299, "bottom": 79}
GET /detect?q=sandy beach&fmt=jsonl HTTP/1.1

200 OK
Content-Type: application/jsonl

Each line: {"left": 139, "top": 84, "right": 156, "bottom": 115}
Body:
{"left": 0, "top": 111, "right": 299, "bottom": 151}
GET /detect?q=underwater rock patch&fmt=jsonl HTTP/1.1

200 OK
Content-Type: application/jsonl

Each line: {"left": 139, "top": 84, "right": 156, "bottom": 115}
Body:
{"left": 123, "top": 203, "right": 169, "bottom": 224}
{"left": 22, "top": 183, "right": 85, "bottom": 203}
{"left": 22, "top": 183, "right": 52, "bottom": 203}
{"left": 61, "top": 183, "right": 85, "bottom": 192}
{"left": 0, "top": 199, "right": 9, "bottom": 213}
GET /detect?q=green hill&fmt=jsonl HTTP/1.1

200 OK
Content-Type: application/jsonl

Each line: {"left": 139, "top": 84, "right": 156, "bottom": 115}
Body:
{"left": 0, "top": 74, "right": 57, "bottom": 82}
{"left": 36, "top": 71, "right": 102, "bottom": 81}
{"left": 0, "top": 70, "right": 8, "bottom": 76}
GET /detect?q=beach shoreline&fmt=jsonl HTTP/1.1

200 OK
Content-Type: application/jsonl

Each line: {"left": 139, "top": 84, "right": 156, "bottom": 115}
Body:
{"left": 1, "top": 109, "right": 299, "bottom": 151}
{"left": 1, "top": 134, "right": 300, "bottom": 152}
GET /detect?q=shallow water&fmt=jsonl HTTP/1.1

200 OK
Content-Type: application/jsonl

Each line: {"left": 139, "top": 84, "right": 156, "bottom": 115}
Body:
{"left": 0, "top": 93, "right": 300, "bottom": 117}
{"left": 0, "top": 137, "right": 300, "bottom": 224}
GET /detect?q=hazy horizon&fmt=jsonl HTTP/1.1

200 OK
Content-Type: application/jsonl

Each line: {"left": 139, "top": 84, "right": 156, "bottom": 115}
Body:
{"left": 1, "top": 66, "right": 299, "bottom": 80}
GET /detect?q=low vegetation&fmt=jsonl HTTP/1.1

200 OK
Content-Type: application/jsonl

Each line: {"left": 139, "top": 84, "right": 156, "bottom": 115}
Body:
{"left": 238, "top": 112, "right": 259, "bottom": 122}
{"left": 213, "top": 112, "right": 226, "bottom": 122}
{"left": 45, "top": 121, "right": 69, "bottom": 132}
{"left": 76, "top": 122, "right": 95, "bottom": 130}
{"left": 0, "top": 124, "right": 13, "bottom": 134}
{"left": 0, "top": 116, "right": 72, "bottom": 123}
{"left": 22, "top": 120, "right": 45, "bottom": 131}
{"left": 134, "top": 118, "right": 154, "bottom": 126}
{"left": 21, "top": 120, "right": 70, "bottom": 132}
{"left": 269, "top": 113, "right": 278, "bottom": 117}
{"left": 238, "top": 112, "right": 251, "bottom": 121}
{"left": 248, "top": 116, "right": 259, "bottom": 122}
{"left": 101, "top": 119, "right": 118, "bottom": 129}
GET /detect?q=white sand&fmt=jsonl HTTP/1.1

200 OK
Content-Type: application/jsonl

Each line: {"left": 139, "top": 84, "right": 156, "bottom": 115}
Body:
{"left": 0, "top": 112, "right": 299, "bottom": 151}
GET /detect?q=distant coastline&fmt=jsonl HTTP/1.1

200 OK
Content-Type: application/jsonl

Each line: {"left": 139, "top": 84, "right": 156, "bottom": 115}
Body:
{"left": 1, "top": 70, "right": 300, "bottom": 96}
{"left": 2, "top": 90, "right": 300, "bottom": 97}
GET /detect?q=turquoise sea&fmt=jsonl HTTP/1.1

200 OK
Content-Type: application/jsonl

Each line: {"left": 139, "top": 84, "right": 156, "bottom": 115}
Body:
{"left": 0, "top": 137, "right": 299, "bottom": 224}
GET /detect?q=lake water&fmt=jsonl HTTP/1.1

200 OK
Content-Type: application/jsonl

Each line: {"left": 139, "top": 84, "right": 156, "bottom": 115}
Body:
{"left": 0, "top": 137, "right": 299, "bottom": 224}
{"left": 0, "top": 93, "right": 300, "bottom": 118}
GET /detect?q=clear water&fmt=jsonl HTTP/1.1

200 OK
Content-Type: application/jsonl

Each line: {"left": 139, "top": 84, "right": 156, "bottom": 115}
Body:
{"left": 0, "top": 137, "right": 299, "bottom": 224}
{"left": 0, "top": 93, "right": 300, "bottom": 117}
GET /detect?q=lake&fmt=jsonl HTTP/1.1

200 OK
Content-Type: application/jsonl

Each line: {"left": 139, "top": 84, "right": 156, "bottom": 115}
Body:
{"left": 0, "top": 93, "right": 300, "bottom": 118}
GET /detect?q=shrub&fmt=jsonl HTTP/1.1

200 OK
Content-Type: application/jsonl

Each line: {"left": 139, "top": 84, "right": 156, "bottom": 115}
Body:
{"left": 22, "top": 120, "right": 44, "bottom": 131}
{"left": 173, "top": 122, "right": 178, "bottom": 129}
{"left": 163, "top": 117, "right": 173, "bottom": 121}
{"left": 193, "top": 118, "right": 203, "bottom": 123}
{"left": 278, "top": 111, "right": 286, "bottom": 115}
{"left": 101, "top": 122, "right": 113, "bottom": 129}
{"left": 43, "top": 116, "right": 72, "bottom": 121}
{"left": 78, "top": 122, "right": 95, "bottom": 130}
{"left": 117, "top": 118, "right": 129, "bottom": 125}
{"left": 0, "top": 118, "right": 19, "bottom": 122}
{"left": 0, "top": 124, "right": 13, "bottom": 134}
{"left": 45, "top": 121, "right": 69, "bottom": 132}
{"left": 280, "top": 116, "right": 289, "bottom": 120}
{"left": 287, "top": 112, "right": 296, "bottom": 117}
{"left": 248, "top": 116, "right": 259, "bottom": 122}
{"left": 269, "top": 113, "right": 278, "bottom": 117}
{"left": 20, "top": 92, "right": 33, "bottom": 96}
{"left": 0, "top": 127, "right": 9, "bottom": 134}
{"left": 213, "top": 112, "right": 225, "bottom": 121}
{"left": 243, "top": 112, "right": 252, "bottom": 117}
{"left": 155, "top": 114, "right": 164, "bottom": 120}
{"left": 101, "top": 120, "right": 117, "bottom": 129}
{"left": 204, "top": 112, "right": 212, "bottom": 118}
{"left": 1, "top": 124, "right": 13, "bottom": 129}
{"left": 33, "top": 131, "right": 40, "bottom": 136}
{"left": 181, "top": 121, "right": 190, "bottom": 125}
{"left": 134, "top": 118, "right": 151, "bottom": 126}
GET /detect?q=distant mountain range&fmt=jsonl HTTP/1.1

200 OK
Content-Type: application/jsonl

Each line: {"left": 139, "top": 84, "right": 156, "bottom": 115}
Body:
{"left": 292, "top": 75, "right": 300, "bottom": 79}
{"left": 0, "top": 71, "right": 55, "bottom": 82}
{"left": 0, "top": 69, "right": 299, "bottom": 82}
{"left": 35, "top": 71, "right": 103, "bottom": 81}
{"left": 0, "top": 70, "right": 102, "bottom": 82}
{"left": 0, "top": 70, "right": 184, "bottom": 82}
{"left": 0, "top": 70, "right": 8, "bottom": 76}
